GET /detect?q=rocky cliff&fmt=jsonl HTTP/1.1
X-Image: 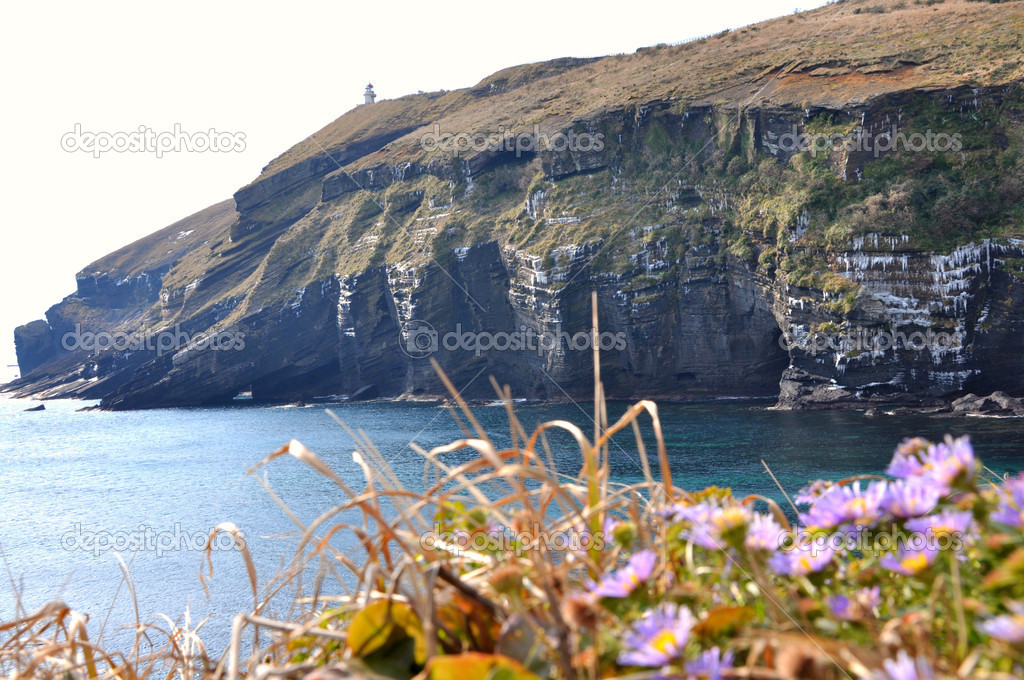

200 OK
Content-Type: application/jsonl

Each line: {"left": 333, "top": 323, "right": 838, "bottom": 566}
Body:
{"left": 8, "top": 0, "right": 1024, "bottom": 410}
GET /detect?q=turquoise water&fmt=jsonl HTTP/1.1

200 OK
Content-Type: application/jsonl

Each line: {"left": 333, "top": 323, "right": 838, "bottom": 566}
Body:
{"left": 2, "top": 394, "right": 1023, "bottom": 653}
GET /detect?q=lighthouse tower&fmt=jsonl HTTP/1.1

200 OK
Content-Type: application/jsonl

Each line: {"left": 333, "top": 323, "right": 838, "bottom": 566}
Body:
{"left": 363, "top": 83, "right": 376, "bottom": 105}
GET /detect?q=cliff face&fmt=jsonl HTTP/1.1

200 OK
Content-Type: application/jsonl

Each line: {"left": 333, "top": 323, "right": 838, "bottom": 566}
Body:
{"left": 777, "top": 237, "right": 1024, "bottom": 409}
{"left": 9, "top": 0, "right": 1024, "bottom": 409}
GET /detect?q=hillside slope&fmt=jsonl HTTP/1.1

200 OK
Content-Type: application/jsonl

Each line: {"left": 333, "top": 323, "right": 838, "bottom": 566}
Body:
{"left": 8, "top": 0, "right": 1024, "bottom": 409}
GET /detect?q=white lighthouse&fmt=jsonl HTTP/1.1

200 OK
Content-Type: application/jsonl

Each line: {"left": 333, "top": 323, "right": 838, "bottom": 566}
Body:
{"left": 363, "top": 83, "right": 376, "bottom": 105}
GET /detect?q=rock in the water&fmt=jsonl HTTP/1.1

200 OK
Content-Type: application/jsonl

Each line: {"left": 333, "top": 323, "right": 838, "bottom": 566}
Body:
{"left": 950, "top": 392, "right": 1024, "bottom": 417}
{"left": 775, "top": 367, "right": 854, "bottom": 410}
{"left": 23, "top": 403, "right": 45, "bottom": 412}
{"left": 14, "top": 320, "right": 56, "bottom": 376}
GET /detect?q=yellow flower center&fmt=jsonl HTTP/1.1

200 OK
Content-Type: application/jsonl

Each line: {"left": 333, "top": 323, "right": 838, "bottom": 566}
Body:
{"left": 650, "top": 630, "right": 678, "bottom": 654}
{"left": 714, "top": 507, "right": 748, "bottom": 531}
{"left": 901, "top": 553, "right": 929, "bottom": 574}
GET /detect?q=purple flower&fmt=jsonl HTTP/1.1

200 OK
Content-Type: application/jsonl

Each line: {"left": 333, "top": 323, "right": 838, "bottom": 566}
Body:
{"left": 658, "top": 503, "right": 689, "bottom": 520}
{"left": 669, "top": 500, "right": 751, "bottom": 551}
{"left": 799, "top": 481, "right": 887, "bottom": 531}
{"left": 883, "top": 479, "right": 941, "bottom": 518}
{"left": 799, "top": 496, "right": 845, "bottom": 533}
{"left": 992, "top": 475, "right": 1024, "bottom": 528}
{"left": 871, "top": 650, "right": 935, "bottom": 680}
{"left": 827, "top": 594, "right": 853, "bottom": 620}
{"left": 795, "top": 480, "right": 833, "bottom": 505}
{"left": 663, "top": 501, "right": 712, "bottom": 524}
{"left": 886, "top": 436, "right": 976, "bottom": 492}
{"left": 590, "top": 549, "right": 657, "bottom": 598}
{"left": 886, "top": 438, "right": 931, "bottom": 477}
{"left": 744, "top": 513, "right": 785, "bottom": 552}
{"left": 769, "top": 543, "right": 836, "bottom": 576}
{"left": 685, "top": 646, "right": 734, "bottom": 680}
{"left": 618, "top": 602, "right": 695, "bottom": 667}
{"left": 860, "top": 585, "right": 881, "bottom": 608}
{"left": 886, "top": 438, "right": 933, "bottom": 477}
{"left": 906, "top": 509, "right": 972, "bottom": 541}
{"left": 827, "top": 586, "right": 880, "bottom": 621}
{"left": 672, "top": 502, "right": 727, "bottom": 550}
{"left": 836, "top": 481, "right": 889, "bottom": 526}
{"left": 880, "top": 545, "right": 938, "bottom": 576}
{"left": 929, "top": 436, "right": 977, "bottom": 487}
{"left": 980, "top": 602, "right": 1024, "bottom": 643}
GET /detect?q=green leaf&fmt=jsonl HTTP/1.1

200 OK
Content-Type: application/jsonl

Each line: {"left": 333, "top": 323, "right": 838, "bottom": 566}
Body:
{"left": 346, "top": 600, "right": 426, "bottom": 666}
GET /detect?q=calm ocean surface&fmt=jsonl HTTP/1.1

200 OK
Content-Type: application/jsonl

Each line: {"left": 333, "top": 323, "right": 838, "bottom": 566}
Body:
{"left": 2, "top": 393, "right": 1024, "bottom": 652}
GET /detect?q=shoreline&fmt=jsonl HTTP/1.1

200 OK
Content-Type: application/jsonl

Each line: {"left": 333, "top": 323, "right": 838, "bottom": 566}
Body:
{"left": 4, "top": 383, "right": 1022, "bottom": 418}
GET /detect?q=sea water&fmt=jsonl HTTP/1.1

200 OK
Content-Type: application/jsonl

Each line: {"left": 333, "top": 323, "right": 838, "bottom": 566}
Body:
{"left": 1, "top": 394, "right": 1022, "bottom": 653}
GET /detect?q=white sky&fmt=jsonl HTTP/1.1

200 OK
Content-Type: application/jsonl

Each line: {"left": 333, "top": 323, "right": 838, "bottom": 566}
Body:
{"left": 0, "top": 0, "right": 827, "bottom": 370}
